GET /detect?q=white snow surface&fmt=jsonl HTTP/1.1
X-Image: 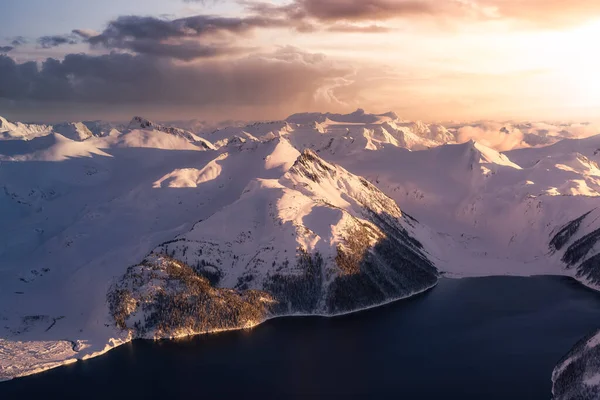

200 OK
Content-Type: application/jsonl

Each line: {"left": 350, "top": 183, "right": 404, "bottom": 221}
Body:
{"left": 1, "top": 109, "right": 600, "bottom": 381}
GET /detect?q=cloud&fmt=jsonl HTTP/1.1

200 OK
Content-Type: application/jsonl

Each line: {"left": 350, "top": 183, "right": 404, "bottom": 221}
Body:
{"left": 88, "top": 15, "right": 267, "bottom": 42}
{"left": 72, "top": 29, "right": 99, "bottom": 40}
{"left": 240, "top": 0, "right": 600, "bottom": 28}
{"left": 78, "top": 14, "right": 292, "bottom": 60}
{"left": 519, "top": 121, "right": 600, "bottom": 139}
{"left": 0, "top": 47, "right": 354, "bottom": 110}
{"left": 1, "top": 36, "right": 26, "bottom": 54}
{"left": 182, "top": 0, "right": 220, "bottom": 3}
{"left": 292, "top": 0, "right": 433, "bottom": 21}
{"left": 327, "top": 24, "right": 392, "bottom": 33}
{"left": 10, "top": 36, "right": 28, "bottom": 47}
{"left": 241, "top": 0, "right": 482, "bottom": 23}
{"left": 457, "top": 122, "right": 525, "bottom": 151}
{"left": 5, "top": 1, "right": 598, "bottom": 122}
{"left": 113, "top": 39, "right": 248, "bottom": 61}
{"left": 37, "top": 35, "right": 79, "bottom": 49}
{"left": 68, "top": 0, "right": 597, "bottom": 66}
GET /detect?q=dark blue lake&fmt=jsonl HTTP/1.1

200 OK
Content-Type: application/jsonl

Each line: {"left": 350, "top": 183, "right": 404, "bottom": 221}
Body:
{"left": 2, "top": 276, "right": 600, "bottom": 399}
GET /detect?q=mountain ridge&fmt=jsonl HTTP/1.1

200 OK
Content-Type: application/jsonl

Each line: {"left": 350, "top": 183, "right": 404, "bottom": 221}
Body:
{"left": 108, "top": 148, "right": 438, "bottom": 339}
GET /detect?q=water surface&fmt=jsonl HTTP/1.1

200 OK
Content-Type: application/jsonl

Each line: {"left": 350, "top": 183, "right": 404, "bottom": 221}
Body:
{"left": 3, "top": 276, "right": 600, "bottom": 399}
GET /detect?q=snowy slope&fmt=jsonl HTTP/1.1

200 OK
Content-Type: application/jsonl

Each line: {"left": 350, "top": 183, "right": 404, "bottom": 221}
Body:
{"left": 0, "top": 117, "right": 120, "bottom": 142}
{"left": 202, "top": 121, "right": 292, "bottom": 148}
{"left": 1, "top": 109, "right": 600, "bottom": 384}
{"left": 52, "top": 122, "right": 94, "bottom": 141}
{"left": 311, "top": 134, "right": 600, "bottom": 280}
{"left": 128, "top": 116, "right": 216, "bottom": 150}
{"left": 197, "top": 109, "right": 454, "bottom": 152}
{"left": 0, "top": 129, "right": 297, "bottom": 380}
{"left": 82, "top": 121, "right": 120, "bottom": 137}
{"left": 109, "top": 149, "right": 437, "bottom": 339}
{"left": 286, "top": 108, "right": 398, "bottom": 124}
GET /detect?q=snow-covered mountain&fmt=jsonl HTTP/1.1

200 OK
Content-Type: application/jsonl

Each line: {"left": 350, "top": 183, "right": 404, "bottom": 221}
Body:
{"left": 82, "top": 121, "right": 120, "bottom": 138}
{"left": 1, "top": 109, "right": 600, "bottom": 387}
{"left": 52, "top": 122, "right": 94, "bottom": 142}
{"left": 109, "top": 148, "right": 437, "bottom": 338}
{"left": 0, "top": 117, "right": 120, "bottom": 142}
{"left": 0, "top": 116, "right": 51, "bottom": 141}
{"left": 549, "top": 208, "right": 600, "bottom": 287}
{"left": 128, "top": 116, "right": 216, "bottom": 150}
{"left": 287, "top": 108, "right": 399, "bottom": 125}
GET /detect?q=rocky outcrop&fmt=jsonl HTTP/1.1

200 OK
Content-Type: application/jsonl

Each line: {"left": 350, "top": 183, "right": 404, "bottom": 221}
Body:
{"left": 550, "top": 209, "right": 600, "bottom": 286}
{"left": 553, "top": 330, "right": 600, "bottom": 400}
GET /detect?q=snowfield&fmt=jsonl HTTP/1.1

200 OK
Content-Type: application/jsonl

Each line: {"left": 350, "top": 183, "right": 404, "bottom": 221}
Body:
{"left": 1, "top": 111, "right": 600, "bottom": 391}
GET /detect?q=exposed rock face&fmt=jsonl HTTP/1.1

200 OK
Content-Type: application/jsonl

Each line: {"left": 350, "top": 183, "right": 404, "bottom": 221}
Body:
{"left": 553, "top": 330, "right": 600, "bottom": 400}
{"left": 550, "top": 211, "right": 594, "bottom": 252}
{"left": 550, "top": 209, "right": 600, "bottom": 286}
{"left": 550, "top": 210, "right": 600, "bottom": 400}
{"left": 108, "top": 149, "right": 438, "bottom": 338}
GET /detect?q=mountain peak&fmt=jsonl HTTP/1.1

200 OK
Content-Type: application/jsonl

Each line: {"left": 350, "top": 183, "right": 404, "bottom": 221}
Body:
{"left": 450, "top": 139, "right": 521, "bottom": 169}
{"left": 0, "top": 115, "right": 16, "bottom": 131}
{"left": 53, "top": 122, "right": 93, "bottom": 141}
{"left": 290, "top": 149, "right": 336, "bottom": 183}
{"left": 128, "top": 116, "right": 154, "bottom": 130}
{"left": 128, "top": 116, "right": 215, "bottom": 149}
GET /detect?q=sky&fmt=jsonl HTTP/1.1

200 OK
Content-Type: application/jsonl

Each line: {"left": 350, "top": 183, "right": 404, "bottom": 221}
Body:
{"left": 1, "top": 0, "right": 600, "bottom": 123}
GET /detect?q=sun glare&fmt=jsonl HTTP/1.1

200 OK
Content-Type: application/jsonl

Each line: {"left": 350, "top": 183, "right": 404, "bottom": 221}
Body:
{"left": 553, "top": 20, "right": 600, "bottom": 107}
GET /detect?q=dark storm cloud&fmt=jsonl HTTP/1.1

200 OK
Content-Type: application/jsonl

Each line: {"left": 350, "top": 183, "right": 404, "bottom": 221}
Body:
{"left": 111, "top": 38, "right": 248, "bottom": 61}
{"left": 0, "top": 46, "right": 14, "bottom": 53}
{"left": 238, "top": 0, "right": 437, "bottom": 22}
{"left": 37, "top": 34, "right": 79, "bottom": 49}
{"left": 0, "top": 48, "right": 353, "bottom": 107}
{"left": 79, "top": 14, "right": 291, "bottom": 60}
{"left": 292, "top": 0, "right": 433, "bottom": 21}
{"left": 87, "top": 15, "right": 260, "bottom": 43}
{"left": 69, "top": 2, "right": 441, "bottom": 63}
